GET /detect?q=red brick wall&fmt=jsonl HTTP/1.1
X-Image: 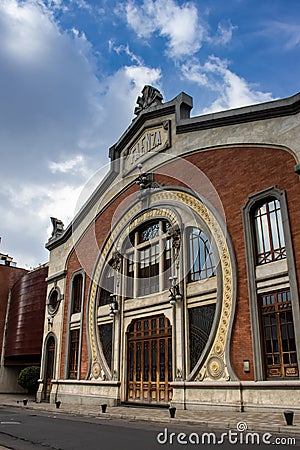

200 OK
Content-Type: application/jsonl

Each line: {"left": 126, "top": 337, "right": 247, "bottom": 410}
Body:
{"left": 61, "top": 145, "right": 300, "bottom": 381}
{"left": 183, "top": 146, "right": 300, "bottom": 380}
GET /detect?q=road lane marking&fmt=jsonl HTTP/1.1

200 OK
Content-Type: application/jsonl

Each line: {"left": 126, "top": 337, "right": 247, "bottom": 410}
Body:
{"left": 1, "top": 421, "right": 21, "bottom": 425}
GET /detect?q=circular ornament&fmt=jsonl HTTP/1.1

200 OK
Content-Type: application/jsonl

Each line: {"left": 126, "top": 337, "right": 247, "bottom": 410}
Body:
{"left": 207, "top": 356, "right": 225, "bottom": 380}
{"left": 92, "top": 362, "right": 101, "bottom": 379}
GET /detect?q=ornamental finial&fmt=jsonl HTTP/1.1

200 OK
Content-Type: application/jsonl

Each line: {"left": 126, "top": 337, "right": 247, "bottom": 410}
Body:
{"left": 134, "top": 85, "right": 163, "bottom": 115}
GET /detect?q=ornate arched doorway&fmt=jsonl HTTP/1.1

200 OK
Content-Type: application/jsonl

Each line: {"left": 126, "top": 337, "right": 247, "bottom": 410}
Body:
{"left": 44, "top": 336, "right": 55, "bottom": 402}
{"left": 127, "top": 315, "right": 172, "bottom": 404}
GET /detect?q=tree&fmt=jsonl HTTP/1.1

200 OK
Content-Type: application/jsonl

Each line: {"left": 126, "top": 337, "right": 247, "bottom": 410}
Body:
{"left": 18, "top": 366, "right": 40, "bottom": 394}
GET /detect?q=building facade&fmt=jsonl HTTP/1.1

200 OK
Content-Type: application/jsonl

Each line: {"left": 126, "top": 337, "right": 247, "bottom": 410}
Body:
{"left": 37, "top": 87, "right": 300, "bottom": 411}
{"left": 0, "top": 254, "right": 48, "bottom": 392}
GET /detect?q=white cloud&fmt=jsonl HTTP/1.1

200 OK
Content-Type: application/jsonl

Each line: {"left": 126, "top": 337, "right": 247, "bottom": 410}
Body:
{"left": 95, "top": 64, "right": 162, "bottom": 139}
{"left": 49, "top": 155, "right": 90, "bottom": 176}
{"left": 181, "top": 56, "right": 273, "bottom": 113}
{"left": 265, "top": 20, "right": 300, "bottom": 48}
{"left": 203, "top": 56, "right": 274, "bottom": 112}
{"left": 0, "top": 0, "right": 162, "bottom": 267}
{"left": 109, "top": 41, "right": 144, "bottom": 65}
{"left": 0, "top": 181, "right": 83, "bottom": 267}
{"left": 181, "top": 58, "right": 208, "bottom": 86}
{"left": 121, "top": 0, "right": 206, "bottom": 58}
{"left": 214, "top": 20, "right": 237, "bottom": 45}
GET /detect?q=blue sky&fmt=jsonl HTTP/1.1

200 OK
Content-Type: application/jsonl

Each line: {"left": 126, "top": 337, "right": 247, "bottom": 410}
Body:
{"left": 0, "top": 0, "right": 300, "bottom": 268}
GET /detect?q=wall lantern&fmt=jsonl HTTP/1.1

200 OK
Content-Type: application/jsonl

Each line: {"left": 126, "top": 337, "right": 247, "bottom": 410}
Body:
{"left": 47, "top": 314, "right": 53, "bottom": 327}
{"left": 135, "top": 163, "right": 153, "bottom": 190}
{"left": 169, "top": 276, "right": 182, "bottom": 305}
{"left": 109, "top": 294, "right": 119, "bottom": 318}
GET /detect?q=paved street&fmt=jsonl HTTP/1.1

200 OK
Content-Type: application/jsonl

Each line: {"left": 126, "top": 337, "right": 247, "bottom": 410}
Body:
{"left": 0, "top": 406, "right": 173, "bottom": 450}
{"left": 1, "top": 405, "right": 299, "bottom": 450}
{"left": 1, "top": 395, "right": 300, "bottom": 450}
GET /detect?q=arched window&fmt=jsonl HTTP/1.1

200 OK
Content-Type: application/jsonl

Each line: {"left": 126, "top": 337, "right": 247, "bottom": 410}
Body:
{"left": 254, "top": 198, "right": 286, "bottom": 265}
{"left": 243, "top": 187, "right": 300, "bottom": 380}
{"left": 71, "top": 274, "right": 83, "bottom": 314}
{"left": 67, "top": 271, "right": 84, "bottom": 379}
{"left": 123, "top": 220, "right": 172, "bottom": 298}
{"left": 188, "top": 228, "right": 216, "bottom": 282}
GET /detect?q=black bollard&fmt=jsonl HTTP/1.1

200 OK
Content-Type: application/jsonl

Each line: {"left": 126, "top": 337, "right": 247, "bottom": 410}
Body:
{"left": 169, "top": 406, "right": 176, "bottom": 418}
{"left": 55, "top": 401, "right": 61, "bottom": 409}
{"left": 284, "top": 410, "right": 294, "bottom": 426}
{"left": 23, "top": 399, "right": 28, "bottom": 406}
{"left": 101, "top": 404, "right": 107, "bottom": 413}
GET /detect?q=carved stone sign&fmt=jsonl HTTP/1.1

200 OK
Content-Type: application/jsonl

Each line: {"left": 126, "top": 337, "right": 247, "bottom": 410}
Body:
{"left": 122, "top": 120, "right": 171, "bottom": 175}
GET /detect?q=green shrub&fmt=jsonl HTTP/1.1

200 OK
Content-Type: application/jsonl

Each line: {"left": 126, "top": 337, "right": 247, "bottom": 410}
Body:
{"left": 18, "top": 366, "right": 40, "bottom": 394}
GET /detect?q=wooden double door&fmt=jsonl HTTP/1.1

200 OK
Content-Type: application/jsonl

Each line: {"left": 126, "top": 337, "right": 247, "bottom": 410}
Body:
{"left": 127, "top": 315, "right": 172, "bottom": 404}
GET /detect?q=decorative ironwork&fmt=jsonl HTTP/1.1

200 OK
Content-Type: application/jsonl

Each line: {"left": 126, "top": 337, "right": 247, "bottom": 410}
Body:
{"left": 134, "top": 85, "right": 163, "bottom": 116}
{"left": 189, "top": 304, "right": 216, "bottom": 372}
{"left": 99, "top": 323, "right": 113, "bottom": 369}
{"left": 140, "top": 222, "right": 160, "bottom": 242}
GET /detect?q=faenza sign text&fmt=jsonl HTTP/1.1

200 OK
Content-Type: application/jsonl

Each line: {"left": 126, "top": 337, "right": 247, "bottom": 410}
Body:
{"left": 123, "top": 121, "right": 170, "bottom": 171}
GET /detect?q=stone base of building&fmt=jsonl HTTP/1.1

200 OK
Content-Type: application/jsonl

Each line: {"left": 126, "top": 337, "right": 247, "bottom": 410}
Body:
{"left": 36, "top": 379, "right": 121, "bottom": 406}
{"left": 171, "top": 381, "right": 300, "bottom": 412}
{"left": 37, "top": 379, "right": 300, "bottom": 412}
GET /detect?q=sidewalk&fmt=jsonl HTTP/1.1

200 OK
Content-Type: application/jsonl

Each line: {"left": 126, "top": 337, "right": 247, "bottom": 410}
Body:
{"left": 1, "top": 394, "right": 299, "bottom": 436}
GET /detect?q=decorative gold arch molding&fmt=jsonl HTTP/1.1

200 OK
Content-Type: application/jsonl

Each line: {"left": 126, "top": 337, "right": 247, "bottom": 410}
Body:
{"left": 86, "top": 188, "right": 237, "bottom": 382}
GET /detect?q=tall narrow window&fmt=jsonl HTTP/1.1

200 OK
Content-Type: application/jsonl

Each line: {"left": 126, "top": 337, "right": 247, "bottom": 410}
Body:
{"left": 138, "top": 243, "right": 160, "bottom": 296}
{"left": 123, "top": 220, "right": 171, "bottom": 298}
{"left": 68, "top": 329, "right": 79, "bottom": 379}
{"left": 164, "top": 238, "right": 172, "bottom": 289}
{"left": 72, "top": 274, "right": 83, "bottom": 314}
{"left": 125, "top": 255, "right": 134, "bottom": 300}
{"left": 243, "top": 187, "right": 300, "bottom": 381}
{"left": 254, "top": 199, "right": 286, "bottom": 265}
{"left": 259, "top": 290, "right": 298, "bottom": 378}
{"left": 99, "top": 261, "right": 115, "bottom": 306}
{"left": 188, "top": 228, "right": 216, "bottom": 282}
{"left": 99, "top": 323, "right": 113, "bottom": 369}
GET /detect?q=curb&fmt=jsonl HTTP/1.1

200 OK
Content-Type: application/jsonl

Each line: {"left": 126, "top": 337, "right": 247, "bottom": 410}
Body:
{"left": 3, "top": 402, "right": 300, "bottom": 436}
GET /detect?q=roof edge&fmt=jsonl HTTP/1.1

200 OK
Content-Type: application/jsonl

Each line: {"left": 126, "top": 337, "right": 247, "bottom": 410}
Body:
{"left": 177, "top": 91, "right": 300, "bottom": 134}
